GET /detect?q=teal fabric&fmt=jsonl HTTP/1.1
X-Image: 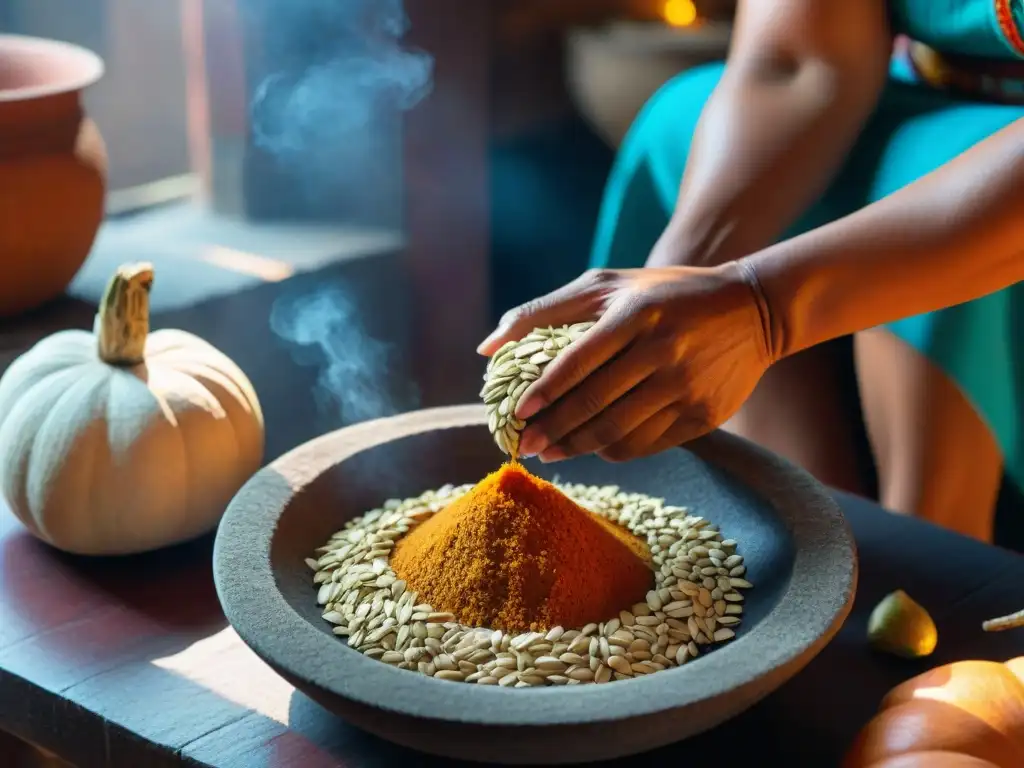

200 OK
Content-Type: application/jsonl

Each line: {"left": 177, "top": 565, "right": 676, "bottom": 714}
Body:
{"left": 589, "top": 52, "right": 1024, "bottom": 487}
{"left": 889, "top": 0, "right": 1024, "bottom": 59}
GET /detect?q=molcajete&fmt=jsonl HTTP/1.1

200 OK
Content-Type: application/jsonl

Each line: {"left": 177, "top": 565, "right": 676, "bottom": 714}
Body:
{"left": 0, "top": 34, "right": 106, "bottom": 316}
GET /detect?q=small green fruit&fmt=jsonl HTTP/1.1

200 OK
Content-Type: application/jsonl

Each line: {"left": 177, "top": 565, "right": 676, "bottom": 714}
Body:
{"left": 867, "top": 590, "right": 938, "bottom": 658}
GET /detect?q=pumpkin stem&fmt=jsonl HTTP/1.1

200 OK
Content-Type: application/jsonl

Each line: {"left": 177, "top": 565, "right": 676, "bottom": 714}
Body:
{"left": 983, "top": 609, "right": 1024, "bottom": 632}
{"left": 95, "top": 262, "right": 155, "bottom": 366}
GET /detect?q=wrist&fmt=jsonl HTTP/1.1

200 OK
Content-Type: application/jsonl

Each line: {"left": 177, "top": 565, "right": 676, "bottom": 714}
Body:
{"left": 741, "top": 237, "right": 840, "bottom": 360}
{"left": 729, "top": 258, "right": 783, "bottom": 364}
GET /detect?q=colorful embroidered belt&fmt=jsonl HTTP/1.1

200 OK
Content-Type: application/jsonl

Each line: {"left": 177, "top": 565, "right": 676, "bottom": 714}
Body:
{"left": 895, "top": 34, "right": 1024, "bottom": 105}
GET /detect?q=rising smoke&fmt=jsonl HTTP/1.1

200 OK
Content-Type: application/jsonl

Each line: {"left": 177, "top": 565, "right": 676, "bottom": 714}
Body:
{"left": 270, "top": 283, "right": 418, "bottom": 423}
{"left": 254, "top": 0, "right": 433, "bottom": 425}
{"left": 249, "top": 0, "right": 433, "bottom": 165}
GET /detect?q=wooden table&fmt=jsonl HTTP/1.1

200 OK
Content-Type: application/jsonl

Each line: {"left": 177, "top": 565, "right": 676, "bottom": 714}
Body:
{"left": 3, "top": 481, "right": 1024, "bottom": 768}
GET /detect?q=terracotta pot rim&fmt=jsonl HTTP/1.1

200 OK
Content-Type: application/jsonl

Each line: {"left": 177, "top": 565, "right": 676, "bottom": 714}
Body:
{"left": 0, "top": 34, "right": 104, "bottom": 103}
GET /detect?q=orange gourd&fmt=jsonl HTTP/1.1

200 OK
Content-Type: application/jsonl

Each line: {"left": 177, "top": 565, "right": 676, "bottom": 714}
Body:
{"left": 843, "top": 657, "right": 1024, "bottom": 768}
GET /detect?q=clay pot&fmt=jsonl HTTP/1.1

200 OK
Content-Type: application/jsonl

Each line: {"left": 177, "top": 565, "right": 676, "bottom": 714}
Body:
{"left": 0, "top": 35, "right": 106, "bottom": 317}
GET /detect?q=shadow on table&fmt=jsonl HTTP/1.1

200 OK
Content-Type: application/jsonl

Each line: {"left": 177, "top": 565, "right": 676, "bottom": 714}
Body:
{"left": 267, "top": 679, "right": 852, "bottom": 767}
{"left": 260, "top": 628, "right": 1022, "bottom": 768}
{"left": 0, "top": 525, "right": 226, "bottom": 647}
{"left": 273, "top": 688, "right": 835, "bottom": 766}
{"left": 286, "top": 693, "right": 476, "bottom": 767}
{"left": 0, "top": 296, "right": 94, "bottom": 369}
{"left": 0, "top": 521, "right": 235, "bottom": 767}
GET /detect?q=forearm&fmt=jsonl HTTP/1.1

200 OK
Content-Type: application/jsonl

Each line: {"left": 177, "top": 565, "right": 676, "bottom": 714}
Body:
{"left": 749, "top": 118, "right": 1024, "bottom": 360}
{"left": 648, "top": 0, "right": 891, "bottom": 268}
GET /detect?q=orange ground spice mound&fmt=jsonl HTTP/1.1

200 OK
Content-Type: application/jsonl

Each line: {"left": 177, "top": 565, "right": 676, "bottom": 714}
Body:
{"left": 390, "top": 463, "right": 652, "bottom": 632}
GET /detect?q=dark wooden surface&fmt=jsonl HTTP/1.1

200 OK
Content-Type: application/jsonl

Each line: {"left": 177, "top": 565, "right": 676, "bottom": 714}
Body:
{"left": 3, "top": 461, "right": 1024, "bottom": 768}
{"left": 2, "top": 275, "right": 1024, "bottom": 766}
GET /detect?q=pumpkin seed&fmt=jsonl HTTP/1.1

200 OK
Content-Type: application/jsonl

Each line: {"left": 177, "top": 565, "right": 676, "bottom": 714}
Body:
{"left": 309, "top": 479, "right": 752, "bottom": 687}
{"left": 480, "top": 323, "right": 595, "bottom": 456}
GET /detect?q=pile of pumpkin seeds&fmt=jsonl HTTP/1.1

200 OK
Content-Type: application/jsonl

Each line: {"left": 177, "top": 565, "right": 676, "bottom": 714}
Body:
{"left": 308, "top": 481, "right": 752, "bottom": 687}
{"left": 481, "top": 322, "right": 595, "bottom": 456}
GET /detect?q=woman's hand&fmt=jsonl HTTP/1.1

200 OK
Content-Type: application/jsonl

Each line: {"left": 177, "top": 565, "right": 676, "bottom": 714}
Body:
{"left": 477, "top": 262, "right": 777, "bottom": 463}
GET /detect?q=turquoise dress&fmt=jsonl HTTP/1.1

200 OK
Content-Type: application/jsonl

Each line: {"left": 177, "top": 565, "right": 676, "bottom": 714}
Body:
{"left": 590, "top": 1, "right": 1024, "bottom": 490}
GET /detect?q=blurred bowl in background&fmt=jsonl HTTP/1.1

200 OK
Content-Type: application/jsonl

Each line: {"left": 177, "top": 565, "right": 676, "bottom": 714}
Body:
{"left": 566, "top": 20, "right": 730, "bottom": 147}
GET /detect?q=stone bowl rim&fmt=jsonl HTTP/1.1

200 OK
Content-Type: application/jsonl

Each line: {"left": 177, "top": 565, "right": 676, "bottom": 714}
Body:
{"left": 213, "top": 404, "right": 857, "bottom": 728}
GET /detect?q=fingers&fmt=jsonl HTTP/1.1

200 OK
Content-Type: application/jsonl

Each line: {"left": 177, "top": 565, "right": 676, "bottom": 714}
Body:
{"left": 514, "top": 301, "right": 641, "bottom": 422}
{"left": 520, "top": 342, "right": 663, "bottom": 456}
{"left": 595, "top": 406, "right": 680, "bottom": 462}
{"left": 528, "top": 374, "right": 679, "bottom": 462}
{"left": 477, "top": 271, "right": 607, "bottom": 356}
{"left": 600, "top": 409, "right": 714, "bottom": 463}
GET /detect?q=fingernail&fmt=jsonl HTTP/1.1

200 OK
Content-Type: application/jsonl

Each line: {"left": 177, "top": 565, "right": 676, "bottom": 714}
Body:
{"left": 539, "top": 447, "right": 566, "bottom": 463}
{"left": 516, "top": 395, "right": 541, "bottom": 421}
{"left": 518, "top": 428, "right": 547, "bottom": 457}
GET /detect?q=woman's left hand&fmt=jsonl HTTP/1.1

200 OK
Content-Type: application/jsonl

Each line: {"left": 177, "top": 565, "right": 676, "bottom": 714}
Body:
{"left": 477, "top": 262, "right": 777, "bottom": 463}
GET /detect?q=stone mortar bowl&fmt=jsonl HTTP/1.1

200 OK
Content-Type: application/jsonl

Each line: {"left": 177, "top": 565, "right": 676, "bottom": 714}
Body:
{"left": 213, "top": 405, "right": 857, "bottom": 764}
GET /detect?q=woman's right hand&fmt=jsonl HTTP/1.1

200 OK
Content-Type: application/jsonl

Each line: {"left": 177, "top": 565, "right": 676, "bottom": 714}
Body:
{"left": 477, "top": 261, "right": 779, "bottom": 463}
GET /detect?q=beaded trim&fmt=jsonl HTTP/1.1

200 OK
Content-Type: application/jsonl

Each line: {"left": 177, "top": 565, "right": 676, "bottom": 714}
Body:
{"left": 902, "top": 37, "right": 1024, "bottom": 104}
{"left": 995, "top": 0, "right": 1024, "bottom": 57}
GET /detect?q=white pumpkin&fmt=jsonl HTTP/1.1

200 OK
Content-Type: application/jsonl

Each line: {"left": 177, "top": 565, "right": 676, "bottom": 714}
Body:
{"left": 0, "top": 262, "right": 264, "bottom": 555}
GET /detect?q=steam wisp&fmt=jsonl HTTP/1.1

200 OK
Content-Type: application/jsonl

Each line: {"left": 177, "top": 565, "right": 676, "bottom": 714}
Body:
{"left": 249, "top": 0, "right": 432, "bottom": 170}
{"left": 270, "top": 283, "right": 418, "bottom": 423}
{"left": 257, "top": 0, "right": 432, "bottom": 425}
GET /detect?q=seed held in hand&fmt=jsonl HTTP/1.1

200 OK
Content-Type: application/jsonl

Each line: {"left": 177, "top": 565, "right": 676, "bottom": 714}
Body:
{"left": 480, "top": 323, "right": 595, "bottom": 457}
